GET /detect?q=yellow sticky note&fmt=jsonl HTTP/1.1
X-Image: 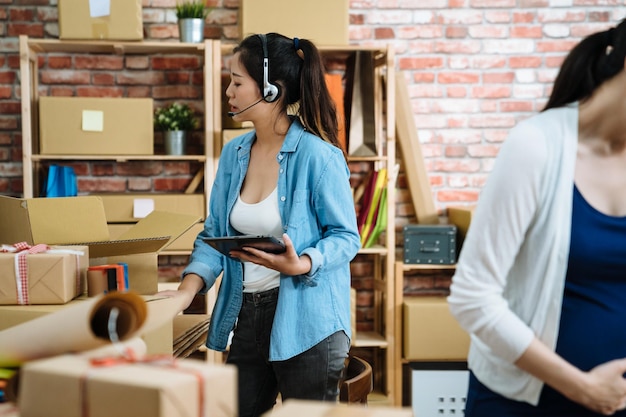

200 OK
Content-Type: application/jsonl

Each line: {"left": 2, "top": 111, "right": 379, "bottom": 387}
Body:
{"left": 82, "top": 110, "right": 104, "bottom": 132}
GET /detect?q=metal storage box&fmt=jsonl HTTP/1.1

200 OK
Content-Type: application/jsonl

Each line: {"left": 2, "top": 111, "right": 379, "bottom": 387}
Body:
{"left": 403, "top": 225, "right": 457, "bottom": 265}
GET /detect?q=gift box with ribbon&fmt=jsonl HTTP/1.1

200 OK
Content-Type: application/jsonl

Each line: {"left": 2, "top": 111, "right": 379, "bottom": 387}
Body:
{"left": 0, "top": 243, "right": 88, "bottom": 305}
{"left": 18, "top": 353, "right": 237, "bottom": 417}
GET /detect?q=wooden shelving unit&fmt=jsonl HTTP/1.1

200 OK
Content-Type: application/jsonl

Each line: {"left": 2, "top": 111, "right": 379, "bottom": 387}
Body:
{"left": 19, "top": 35, "right": 222, "bottom": 207}
{"left": 324, "top": 44, "right": 397, "bottom": 405}
{"left": 394, "top": 262, "right": 458, "bottom": 405}
{"left": 18, "top": 35, "right": 223, "bottom": 362}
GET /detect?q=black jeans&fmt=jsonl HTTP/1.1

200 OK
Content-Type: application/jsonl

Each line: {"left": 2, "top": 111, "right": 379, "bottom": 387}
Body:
{"left": 226, "top": 287, "right": 349, "bottom": 417}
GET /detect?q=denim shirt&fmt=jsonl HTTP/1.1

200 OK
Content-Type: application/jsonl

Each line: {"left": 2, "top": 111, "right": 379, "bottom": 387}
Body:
{"left": 182, "top": 119, "right": 361, "bottom": 361}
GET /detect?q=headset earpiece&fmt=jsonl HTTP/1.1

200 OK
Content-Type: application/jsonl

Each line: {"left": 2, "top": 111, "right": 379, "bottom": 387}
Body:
{"left": 258, "top": 34, "right": 280, "bottom": 103}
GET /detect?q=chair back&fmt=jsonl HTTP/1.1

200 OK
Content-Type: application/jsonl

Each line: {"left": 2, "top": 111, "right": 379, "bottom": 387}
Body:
{"left": 339, "top": 355, "right": 373, "bottom": 404}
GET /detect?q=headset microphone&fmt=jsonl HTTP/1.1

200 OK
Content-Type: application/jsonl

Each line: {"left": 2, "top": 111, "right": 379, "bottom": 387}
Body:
{"left": 227, "top": 97, "right": 265, "bottom": 117}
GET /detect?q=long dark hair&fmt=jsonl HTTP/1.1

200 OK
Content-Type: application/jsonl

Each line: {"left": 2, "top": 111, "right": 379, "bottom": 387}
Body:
{"left": 233, "top": 33, "right": 340, "bottom": 148}
{"left": 543, "top": 19, "right": 626, "bottom": 111}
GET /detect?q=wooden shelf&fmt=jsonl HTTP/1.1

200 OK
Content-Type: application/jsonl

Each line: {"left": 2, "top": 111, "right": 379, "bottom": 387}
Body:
{"left": 353, "top": 331, "right": 388, "bottom": 348}
{"left": 30, "top": 154, "right": 208, "bottom": 162}
{"left": 27, "top": 38, "right": 207, "bottom": 55}
{"left": 398, "top": 263, "right": 457, "bottom": 271}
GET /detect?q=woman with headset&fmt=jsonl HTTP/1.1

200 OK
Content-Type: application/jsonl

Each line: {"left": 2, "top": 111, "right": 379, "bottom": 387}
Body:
{"left": 160, "top": 33, "right": 361, "bottom": 417}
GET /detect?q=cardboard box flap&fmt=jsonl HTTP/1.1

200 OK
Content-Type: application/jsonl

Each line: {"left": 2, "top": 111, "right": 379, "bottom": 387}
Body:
{"left": 0, "top": 195, "right": 33, "bottom": 245}
{"left": 119, "top": 211, "right": 201, "bottom": 251}
{"left": 76, "top": 237, "right": 170, "bottom": 258}
{"left": 0, "top": 195, "right": 109, "bottom": 246}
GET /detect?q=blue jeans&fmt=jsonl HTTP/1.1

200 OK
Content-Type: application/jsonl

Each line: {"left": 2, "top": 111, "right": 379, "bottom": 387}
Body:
{"left": 226, "top": 287, "right": 350, "bottom": 417}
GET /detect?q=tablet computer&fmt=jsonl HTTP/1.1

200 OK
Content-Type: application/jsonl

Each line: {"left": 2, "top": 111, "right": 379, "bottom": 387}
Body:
{"left": 202, "top": 235, "right": 286, "bottom": 257}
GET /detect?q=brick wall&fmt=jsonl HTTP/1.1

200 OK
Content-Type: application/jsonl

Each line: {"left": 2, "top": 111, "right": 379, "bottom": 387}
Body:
{"left": 0, "top": 1, "right": 624, "bottom": 330}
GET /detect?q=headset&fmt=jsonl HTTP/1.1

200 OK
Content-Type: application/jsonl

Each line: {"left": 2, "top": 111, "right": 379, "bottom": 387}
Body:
{"left": 258, "top": 34, "right": 280, "bottom": 103}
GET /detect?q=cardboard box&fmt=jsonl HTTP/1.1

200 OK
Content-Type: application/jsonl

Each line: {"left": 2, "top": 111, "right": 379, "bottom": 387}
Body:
{"left": 58, "top": 0, "right": 143, "bottom": 40}
{"left": 39, "top": 97, "right": 153, "bottom": 155}
{"left": 109, "top": 223, "right": 203, "bottom": 252}
{"left": 447, "top": 206, "right": 475, "bottom": 251}
{"left": 403, "top": 296, "right": 469, "bottom": 361}
{"left": 0, "top": 195, "right": 200, "bottom": 294}
{"left": 164, "top": 223, "right": 203, "bottom": 251}
{"left": 263, "top": 400, "right": 414, "bottom": 416}
{"left": 0, "top": 297, "right": 172, "bottom": 356}
{"left": 97, "top": 194, "right": 206, "bottom": 223}
{"left": 0, "top": 245, "right": 89, "bottom": 305}
{"left": 240, "top": 0, "right": 348, "bottom": 46}
{"left": 19, "top": 355, "right": 237, "bottom": 417}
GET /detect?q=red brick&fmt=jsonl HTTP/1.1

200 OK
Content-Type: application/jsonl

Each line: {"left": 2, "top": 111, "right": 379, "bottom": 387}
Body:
{"left": 152, "top": 85, "right": 202, "bottom": 99}
{"left": 166, "top": 72, "right": 191, "bottom": 84}
{"left": 78, "top": 178, "right": 127, "bottom": 193}
{"left": 74, "top": 56, "right": 124, "bottom": 70}
{"left": 151, "top": 56, "right": 201, "bottom": 71}
{"left": 115, "top": 161, "right": 164, "bottom": 176}
{"left": 483, "top": 72, "right": 515, "bottom": 83}
{"left": 9, "top": 8, "right": 35, "bottom": 21}
{"left": 128, "top": 177, "right": 153, "bottom": 191}
{"left": 0, "top": 116, "right": 17, "bottom": 130}
{"left": 47, "top": 56, "right": 72, "bottom": 69}
{"left": 0, "top": 101, "right": 20, "bottom": 114}
{"left": 48, "top": 86, "right": 74, "bottom": 96}
{"left": 438, "top": 72, "right": 479, "bottom": 84}
{"left": 116, "top": 71, "right": 166, "bottom": 85}
{"left": 7, "top": 23, "right": 44, "bottom": 37}
{"left": 40, "top": 70, "right": 90, "bottom": 84}
{"left": 509, "top": 56, "right": 542, "bottom": 68}
{"left": 75, "top": 87, "right": 124, "bottom": 97}
{"left": 125, "top": 56, "right": 150, "bottom": 70}
{"left": 511, "top": 26, "right": 543, "bottom": 38}
{"left": 153, "top": 177, "right": 191, "bottom": 191}
{"left": 398, "top": 57, "right": 444, "bottom": 70}
{"left": 92, "top": 73, "right": 115, "bottom": 85}
{"left": 127, "top": 86, "right": 152, "bottom": 97}
{"left": 446, "top": 26, "right": 468, "bottom": 38}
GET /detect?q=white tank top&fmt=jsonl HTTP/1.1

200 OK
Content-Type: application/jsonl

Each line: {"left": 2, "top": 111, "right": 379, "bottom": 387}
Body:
{"left": 230, "top": 188, "right": 282, "bottom": 293}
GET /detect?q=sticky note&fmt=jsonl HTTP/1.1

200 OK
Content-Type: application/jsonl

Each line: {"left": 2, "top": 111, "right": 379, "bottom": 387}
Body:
{"left": 89, "top": 0, "right": 111, "bottom": 18}
{"left": 133, "top": 199, "right": 155, "bottom": 218}
{"left": 82, "top": 110, "right": 104, "bottom": 132}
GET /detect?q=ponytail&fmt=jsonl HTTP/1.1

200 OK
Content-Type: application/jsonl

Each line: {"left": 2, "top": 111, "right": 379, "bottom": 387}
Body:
{"left": 295, "top": 38, "right": 340, "bottom": 148}
{"left": 544, "top": 19, "right": 626, "bottom": 111}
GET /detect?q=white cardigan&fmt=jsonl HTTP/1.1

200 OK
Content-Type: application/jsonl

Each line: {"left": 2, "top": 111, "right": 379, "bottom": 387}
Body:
{"left": 448, "top": 103, "right": 579, "bottom": 404}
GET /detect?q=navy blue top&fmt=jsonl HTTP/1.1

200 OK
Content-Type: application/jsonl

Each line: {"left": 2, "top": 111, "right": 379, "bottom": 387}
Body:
{"left": 538, "top": 185, "right": 626, "bottom": 413}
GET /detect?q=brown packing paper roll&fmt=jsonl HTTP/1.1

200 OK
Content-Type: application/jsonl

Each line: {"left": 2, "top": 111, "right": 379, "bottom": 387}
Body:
{"left": 0, "top": 292, "right": 147, "bottom": 368}
{"left": 140, "top": 293, "right": 190, "bottom": 335}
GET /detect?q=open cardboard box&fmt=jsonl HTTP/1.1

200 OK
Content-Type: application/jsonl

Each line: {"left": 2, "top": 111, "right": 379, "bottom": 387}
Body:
{"left": 0, "top": 195, "right": 201, "bottom": 294}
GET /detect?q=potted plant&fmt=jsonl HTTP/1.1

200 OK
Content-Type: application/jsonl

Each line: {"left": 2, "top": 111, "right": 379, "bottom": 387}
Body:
{"left": 175, "top": 0, "right": 210, "bottom": 43}
{"left": 154, "top": 102, "right": 199, "bottom": 155}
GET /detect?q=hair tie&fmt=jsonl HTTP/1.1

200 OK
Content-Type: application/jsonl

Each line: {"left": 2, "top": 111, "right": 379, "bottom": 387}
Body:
{"left": 293, "top": 37, "right": 304, "bottom": 60}
{"left": 606, "top": 28, "right": 615, "bottom": 55}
